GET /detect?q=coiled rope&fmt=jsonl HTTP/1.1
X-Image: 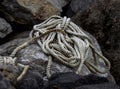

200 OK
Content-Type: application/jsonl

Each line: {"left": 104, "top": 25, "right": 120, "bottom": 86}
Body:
{"left": 10, "top": 15, "right": 110, "bottom": 78}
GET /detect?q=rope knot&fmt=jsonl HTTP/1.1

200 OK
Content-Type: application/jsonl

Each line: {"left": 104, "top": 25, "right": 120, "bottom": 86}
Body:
{"left": 56, "top": 16, "right": 70, "bottom": 30}
{"left": 0, "top": 56, "right": 16, "bottom": 65}
{"left": 28, "top": 15, "right": 111, "bottom": 78}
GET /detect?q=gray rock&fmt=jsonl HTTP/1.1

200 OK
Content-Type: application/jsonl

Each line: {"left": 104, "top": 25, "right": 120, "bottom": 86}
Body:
{"left": 75, "top": 83, "right": 120, "bottom": 89}
{"left": 0, "top": 18, "right": 12, "bottom": 38}
{"left": 16, "top": 70, "right": 44, "bottom": 89}
{"left": 16, "top": 0, "right": 67, "bottom": 20}
{"left": 70, "top": 0, "right": 108, "bottom": 40}
{"left": 67, "top": 0, "right": 107, "bottom": 17}
{"left": 0, "top": 72, "right": 15, "bottom": 89}
{"left": 69, "top": 0, "right": 120, "bottom": 85}
{"left": 43, "top": 73, "right": 119, "bottom": 89}
{"left": 0, "top": 0, "right": 37, "bottom": 24}
{"left": 0, "top": 38, "right": 28, "bottom": 56}
{"left": 0, "top": 0, "right": 67, "bottom": 24}
{"left": 103, "top": 0, "right": 120, "bottom": 86}
{"left": 0, "top": 30, "right": 114, "bottom": 83}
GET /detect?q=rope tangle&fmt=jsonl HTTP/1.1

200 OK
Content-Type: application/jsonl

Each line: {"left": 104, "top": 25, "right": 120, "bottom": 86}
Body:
{"left": 7, "top": 15, "right": 110, "bottom": 79}
{"left": 30, "top": 15, "right": 111, "bottom": 77}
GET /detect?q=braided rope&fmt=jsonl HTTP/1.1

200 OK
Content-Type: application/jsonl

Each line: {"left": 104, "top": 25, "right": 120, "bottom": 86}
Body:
{"left": 9, "top": 15, "right": 110, "bottom": 78}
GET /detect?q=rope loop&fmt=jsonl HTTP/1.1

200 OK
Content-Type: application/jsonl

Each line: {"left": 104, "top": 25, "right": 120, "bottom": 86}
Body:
{"left": 30, "top": 15, "right": 111, "bottom": 78}
{"left": 8, "top": 15, "right": 111, "bottom": 78}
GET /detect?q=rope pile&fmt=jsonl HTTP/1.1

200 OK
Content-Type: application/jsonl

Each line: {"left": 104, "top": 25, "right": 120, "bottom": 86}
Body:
{"left": 10, "top": 15, "right": 110, "bottom": 78}
{"left": 30, "top": 15, "right": 111, "bottom": 77}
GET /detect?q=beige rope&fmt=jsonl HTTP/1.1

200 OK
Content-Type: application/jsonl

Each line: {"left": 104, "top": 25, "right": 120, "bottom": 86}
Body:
{"left": 30, "top": 15, "right": 111, "bottom": 77}
{"left": 6, "top": 15, "right": 110, "bottom": 79}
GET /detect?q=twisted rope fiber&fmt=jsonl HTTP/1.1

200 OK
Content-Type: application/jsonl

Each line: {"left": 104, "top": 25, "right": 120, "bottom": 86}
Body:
{"left": 10, "top": 15, "right": 111, "bottom": 78}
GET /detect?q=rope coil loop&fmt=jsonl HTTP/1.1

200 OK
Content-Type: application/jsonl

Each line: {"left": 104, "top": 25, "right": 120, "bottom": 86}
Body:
{"left": 8, "top": 15, "right": 110, "bottom": 78}
{"left": 30, "top": 15, "right": 111, "bottom": 78}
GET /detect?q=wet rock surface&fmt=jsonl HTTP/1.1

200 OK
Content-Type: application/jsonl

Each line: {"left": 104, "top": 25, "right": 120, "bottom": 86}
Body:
{"left": 0, "top": 17, "right": 12, "bottom": 38}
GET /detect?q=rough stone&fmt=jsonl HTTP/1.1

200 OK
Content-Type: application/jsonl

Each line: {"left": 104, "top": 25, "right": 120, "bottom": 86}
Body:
{"left": 0, "top": 38, "right": 28, "bottom": 56}
{"left": 16, "top": 70, "right": 43, "bottom": 89}
{"left": 69, "top": 0, "right": 120, "bottom": 85}
{"left": 75, "top": 83, "right": 120, "bottom": 89}
{"left": 0, "top": 0, "right": 38, "bottom": 24}
{"left": 0, "top": 72, "right": 15, "bottom": 89}
{"left": 67, "top": 0, "right": 108, "bottom": 17}
{"left": 43, "top": 72, "right": 119, "bottom": 89}
{"left": 0, "top": 17, "right": 12, "bottom": 38}
{"left": 0, "top": 29, "right": 114, "bottom": 83}
{"left": 16, "top": 0, "right": 67, "bottom": 20}
{"left": 70, "top": 0, "right": 109, "bottom": 41}
{"left": 44, "top": 72, "right": 108, "bottom": 89}
{"left": 103, "top": 0, "right": 120, "bottom": 86}
{"left": 0, "top": 0, "right": 67, "bottom": 24}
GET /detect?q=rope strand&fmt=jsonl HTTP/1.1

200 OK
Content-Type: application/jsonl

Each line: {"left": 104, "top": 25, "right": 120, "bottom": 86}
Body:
{"left": 7, "top": 15, "right": 111, "bottom": 79}
{"left": 30, "top": 15, "right": 111, "bottom": 77}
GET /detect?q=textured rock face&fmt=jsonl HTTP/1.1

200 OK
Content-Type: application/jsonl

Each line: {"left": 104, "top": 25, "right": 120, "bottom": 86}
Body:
{"left": 70, "top": 0, "right": 109, "bottom": 40}
{"left": 67, "top": 0, "right": 107, "bottom": 17}
{"left": 0, "top": 0, "right": 67, "bottom": 24}
{"left": 103, "top": 0, "right": 120, "bottom": 86}
{"left": 0, "top": 73, "right": 15, "bottom": 89}
{"left": 16, "top": 0, "right": 64, "bottom": 20}
{"left": 0, "top": 18, "right": 12, "bottom": 38}
{"left": 75, "top": 83, "right": 120, "bottom": 89}
{"left": 0, "top": 0, "right": 119, "bottom": 88}
{"left": 16, "top": 70, "right": 43, "bottom": 89}
{"left": 43, "top": 72, "right": 119, "bottom": 89}
{"left": 0, "top": 0, "right": 38, "bottom": 24}
{"left": 68, "top": 0, "right": 120, "bottom": 85}
{"left": 0, "top": 30, "right": 114, "bottom": 83}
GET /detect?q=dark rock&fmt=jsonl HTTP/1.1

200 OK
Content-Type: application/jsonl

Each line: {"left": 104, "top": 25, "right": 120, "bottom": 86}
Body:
{"left": 0, "top": 17, "right": 12, "bottom": 38}
{"left": 43, "top": 72, "right": 118, "bottom": 89}
{"left": 70, "top": 0, "right": 120, "bottom": 85}
{"left": 0, "top": 0, "right": 37, "bottom": 24}
{"left": 0, "top": 0, "right": 39, "bottom": 24}
{"left": 71, "top": 0, "right": 109, "bottom": 41}
{"left": 0, "top": 38, "right": 28, "bottom": 56}
{"left": 16, "top": 0, "right": 67, "bottom": 20}
{"left": 0, "top": 29, "right": 114, "bottom": 83}
{"left": 75, "top": 83, "right": 120, "bottom": 89}
{"left": 67, "top": 0, "right": 108, "bottom": 17}
{"left": 0, "top": 72, "right": 15, "bottom": 89}
{"left": 0, "top": 0, "right": 67, "bottom": 24}
{"left": 16, "top": 70, "right": 43, "bottom": 89}
{"left": 103, "top": 0, "right": 120, "bottom": 86}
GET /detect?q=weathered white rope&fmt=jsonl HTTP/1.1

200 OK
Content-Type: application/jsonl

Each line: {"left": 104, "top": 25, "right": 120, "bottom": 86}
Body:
{"left": 30, "top": 15, "right": 110, "bottom": 77}
{"left": 9, "top": 15, "right": 110, "bottom": 78}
